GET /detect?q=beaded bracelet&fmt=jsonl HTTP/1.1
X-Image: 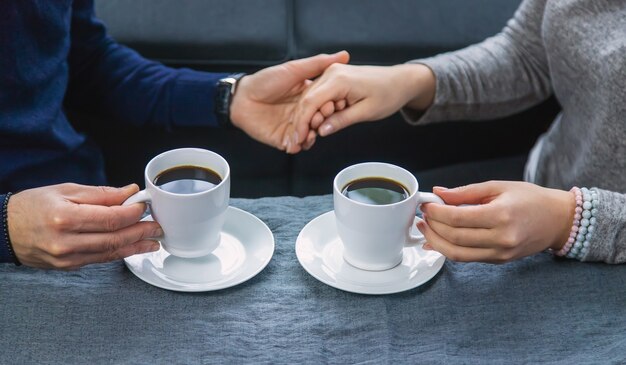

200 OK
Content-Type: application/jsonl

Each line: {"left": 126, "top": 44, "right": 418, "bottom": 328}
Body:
{"left": 554, "top": 187, "right": 597, "bottom": 260}
{"left": 2, "top": 192, "right": 21, "bottom": 266}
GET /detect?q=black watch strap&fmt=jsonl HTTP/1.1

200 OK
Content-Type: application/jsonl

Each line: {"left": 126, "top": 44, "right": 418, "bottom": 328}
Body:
{"left": 215, "top": 73, "right": 246, "bottom": 128}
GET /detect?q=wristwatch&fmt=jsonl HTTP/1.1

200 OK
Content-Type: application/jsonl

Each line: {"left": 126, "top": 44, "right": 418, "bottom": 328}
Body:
{"left": 215, "top": 73, "right": 246, "bottom": 128}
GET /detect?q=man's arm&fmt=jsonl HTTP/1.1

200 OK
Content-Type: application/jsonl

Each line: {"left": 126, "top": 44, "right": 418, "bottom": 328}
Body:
{"left": 64, "top": 0, "right": 227, "bottom": 129}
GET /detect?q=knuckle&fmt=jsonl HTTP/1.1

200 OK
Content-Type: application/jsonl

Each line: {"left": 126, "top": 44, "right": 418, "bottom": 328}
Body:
{"left": 53, "top": 258, "right": 77, "bottom": 270}
{"left": 500, "top": 235, "right": 516, "bottom": 249}
{"left": 47, "top": 242, "right": 70, "bottom": 257}
{"left": 97, "top": 185, "right": 114, "bottom": 195}
{"left": 448, "top": 230, "right": 463, "bottom": 245}
{"left": 501, "top": 230, "right": 520, "bottom": 248}
{"left": 104, "top": 250, "right": 124, "bottom": 263}
{"left": 103, "top": 215, "right": 122, "bottom": 232}
{"left": 58, "top": 182, "right": 79, "bottom": 193}
{"left": 327, "top": 63, "right": 342, "bottom": 73}
{"left": 497, "top": 250, "right": 516, "bottom": 263}
{"left": 447, "top": 210, "right": 462, "bottom": 226}
{"left": 49, "top": 214, "right": 71, "bottom": 231}
{"left": 497, "top": 207, "right": 513, "bottom": 226}
{"left": 105, "top": 233, "right": 125, "bottom": 251}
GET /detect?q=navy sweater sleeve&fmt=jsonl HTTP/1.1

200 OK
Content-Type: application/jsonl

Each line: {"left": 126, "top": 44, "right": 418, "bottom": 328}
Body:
{"left": 64, "top": 0, "right": 229, "bottom": 129}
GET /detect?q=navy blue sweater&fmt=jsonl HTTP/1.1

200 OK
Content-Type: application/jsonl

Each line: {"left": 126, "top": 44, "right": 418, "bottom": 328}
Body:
{"left": 0, "top": 0, "right": 229, "bottom": 263}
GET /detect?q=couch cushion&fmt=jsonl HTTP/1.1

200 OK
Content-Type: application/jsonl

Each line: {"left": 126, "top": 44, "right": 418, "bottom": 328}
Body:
{"left": 294, "top": 0, "right": 522, "bottom": 64}
{"left": 95, "top": 0, "right": 290, "bottom": 64}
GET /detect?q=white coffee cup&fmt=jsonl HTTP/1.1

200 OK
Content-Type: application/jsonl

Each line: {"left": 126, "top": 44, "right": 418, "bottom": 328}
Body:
{"left": 333, "top": 162, "right": 444, "bottom": 271}
{"left": 123, "top": 148, "right": 230, "bottom": 258}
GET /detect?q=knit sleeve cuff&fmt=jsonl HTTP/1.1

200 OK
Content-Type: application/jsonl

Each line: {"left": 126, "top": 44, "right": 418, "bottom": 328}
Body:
{"left": 400, "top": 57, "right": 455, "bottom": 126}
{"left": 580, "top": 188, "right": 626, "bottom": 264}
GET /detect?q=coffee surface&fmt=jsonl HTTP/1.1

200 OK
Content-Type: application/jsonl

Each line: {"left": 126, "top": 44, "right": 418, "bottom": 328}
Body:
{"left": 154, "top": 165, "right": 222, "bottom": 194}
{"left": 342, "top": 177, "right": 409, "bottom": 205}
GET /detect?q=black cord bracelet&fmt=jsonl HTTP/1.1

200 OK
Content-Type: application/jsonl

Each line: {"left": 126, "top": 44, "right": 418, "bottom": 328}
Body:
{"left": 3, "top": 192, "right": 21, "bottom": 266}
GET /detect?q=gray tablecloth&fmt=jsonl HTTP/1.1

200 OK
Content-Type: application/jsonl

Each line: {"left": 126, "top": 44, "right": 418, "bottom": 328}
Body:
{"left": 1, "top": 195, "right": 626, "bottom": 364}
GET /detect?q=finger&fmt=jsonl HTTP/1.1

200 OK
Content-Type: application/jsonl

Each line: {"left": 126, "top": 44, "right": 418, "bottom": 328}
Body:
{"left": 66, "top": 184, "right": 140, "bottom": 206}
{"left": 420, "top": 203, "right": 496, "bottom": 229}
{"left": 303, "top": 130, "right": 317, "bottom": 151}
{"left": 65, "top": 240, "right": 161, "bottom": 268}
{"left": 91, "top": 239, "right": 161, "bottom": 264}
{"left": 282, "top": 123, "right": 302, "bottom": 154}
{"left": 425, "top": 216, "right": 496, "bottom": 248}
{"left": 335, "top": 100, "right": 347, "bottom": 111}
{"left": 416, "top": 220, "right": 499, "bottom": 263}
{"left": 320, "top": 101, "right": 335, "bottom": 117}
{"left": 284, "top": 50, "right": 350, "bottom": 82}
{"left": 433, "top": 182, "right": 505, "bottom": 205}
{"left": 318, "top": 103, "right": 368, "bottom": 137}
{"left": 311, "top": 112, "right": 324, "bottom": 129}
{"left": 69, "top": 221, "right": 163, "bottom": 254}
{"left": 72, "top": 203, "right": 147, "bottom": 232}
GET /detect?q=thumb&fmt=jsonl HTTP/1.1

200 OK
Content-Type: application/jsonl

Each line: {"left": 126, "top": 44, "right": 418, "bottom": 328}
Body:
{"left": 68, "top": 184, "right": 141, "bottom": 206}
{"left": 433, "top": 181, "right": 504, "bottom": 205}
{"left": 317, "top": 102, "right": 368, "bottom": 137}
{"left": 284, "top": 51, "right": 350, "bottom": 80}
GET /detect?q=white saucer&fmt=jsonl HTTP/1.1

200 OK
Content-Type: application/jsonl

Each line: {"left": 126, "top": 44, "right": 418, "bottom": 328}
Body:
{"left": 124, "top": 207, "right": 274, "bottom": 292}
{"left": 296, "top": 211, "right": 445, "bottom": 295}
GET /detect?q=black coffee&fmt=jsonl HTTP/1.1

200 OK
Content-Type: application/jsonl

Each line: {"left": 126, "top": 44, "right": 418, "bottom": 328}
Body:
{"left": 154, "top": 165, "right": 222, "bottom": 194}
{"left": 342, "top": 177, "right": 409, "bottom": 205}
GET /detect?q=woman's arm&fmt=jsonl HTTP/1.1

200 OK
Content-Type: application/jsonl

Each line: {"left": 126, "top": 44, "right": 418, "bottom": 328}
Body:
{"left": 404, "top": 0, "right": 552, "bottom": 124}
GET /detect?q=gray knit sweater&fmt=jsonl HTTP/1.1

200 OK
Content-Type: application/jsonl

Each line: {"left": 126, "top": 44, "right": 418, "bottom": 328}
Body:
{"left": 403, "top": 0, "right": 626, "bottom": 263}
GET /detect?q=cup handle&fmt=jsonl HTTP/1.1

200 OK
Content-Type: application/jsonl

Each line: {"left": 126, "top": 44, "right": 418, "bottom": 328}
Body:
{"left": 405, "top": 192, "right": 445, "bottom": 247}
{"left": 122, "top": 189, "right": 151, "bottom": 208}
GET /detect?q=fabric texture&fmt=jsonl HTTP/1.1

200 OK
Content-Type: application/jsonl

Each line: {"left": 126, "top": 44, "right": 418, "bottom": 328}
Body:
{"left": 1, "top": 196, "right": 626, "bottom": 364}
{"left": 0, "top": 0, "right": 227, "bottom": 195}
{"left": 402, "top": 0, "right": 626, "bottom": 263}
{"left": 0, "top": 0, "right": 228, "bottom": 262}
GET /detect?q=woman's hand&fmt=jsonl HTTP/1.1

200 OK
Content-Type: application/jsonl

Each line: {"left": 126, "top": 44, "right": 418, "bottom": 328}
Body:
{"left": 294, "top": 63, "right": 436, "bottom": 141}
{"left": 8, "top": 183, "right": 162, "bottom": 270}
{"left": 417, "top": 181, "right": 574, "bottom": 264}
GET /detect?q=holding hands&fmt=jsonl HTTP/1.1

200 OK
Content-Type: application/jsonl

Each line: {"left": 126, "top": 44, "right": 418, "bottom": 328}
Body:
{"left": 290, "top": 62, "right": 576, "bottom": 264}
{"left": 294, "top": 63, "right": 435, "bottom": 142}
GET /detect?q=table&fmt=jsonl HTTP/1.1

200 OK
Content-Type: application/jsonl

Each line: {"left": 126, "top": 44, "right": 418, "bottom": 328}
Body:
{"left": 2, "top": 196, "right": 626, "bottom": 364}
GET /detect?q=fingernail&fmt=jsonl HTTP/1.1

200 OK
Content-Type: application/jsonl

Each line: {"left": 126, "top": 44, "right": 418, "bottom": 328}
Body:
{"left": 121, "top": 183, "right": 137, "bottom": 190}
{"left": 154, "top": 228, "right": 164, "bottom": 237}
{"left": 320, "top": 123, "right": 334, "bottom": 137}
{"left": 150, "top": 242, "right": 160, "bottom": 252}
{"left": 294, "top": 131, "right": 299, "bottom": 144}
{"left": 282, "top": 137, "right": 289, "bottom": 149}
{"left": 423, "top": 243, "right": 433, "bottom": 250}
{"left": 433, "top": 186, "right": 448, "bottom": 191}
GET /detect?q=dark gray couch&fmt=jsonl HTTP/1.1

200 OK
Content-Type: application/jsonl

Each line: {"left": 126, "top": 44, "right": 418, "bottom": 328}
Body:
{"left": 82, "top": 0, "right": 559, "bottom": 198}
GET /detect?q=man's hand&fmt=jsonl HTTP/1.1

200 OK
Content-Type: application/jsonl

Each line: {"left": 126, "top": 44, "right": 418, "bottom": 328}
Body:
{"left": 229, "top": 51, "right": 350, "bottom": 154}
{"left": 8, "top": 183, "right": 162, "bottom": 270}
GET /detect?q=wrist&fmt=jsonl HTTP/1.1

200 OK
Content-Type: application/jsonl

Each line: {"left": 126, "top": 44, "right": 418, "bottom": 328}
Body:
{"left": 229, "top": 75, "right": 249, "bottom": 130}
{"left": 550, "top": 188, "right": 577, "bottom": 251}
{"left": 394, "top": 63, "right": 436, "bottom": 111}
{"left": 215, "top": 73, "right": 246, "bottom": 129}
